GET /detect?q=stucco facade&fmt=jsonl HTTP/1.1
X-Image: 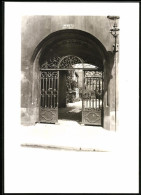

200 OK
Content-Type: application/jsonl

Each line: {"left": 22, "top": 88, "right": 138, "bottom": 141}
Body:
{"left": 21, "top": 15, "right": 119, "bottom": 130}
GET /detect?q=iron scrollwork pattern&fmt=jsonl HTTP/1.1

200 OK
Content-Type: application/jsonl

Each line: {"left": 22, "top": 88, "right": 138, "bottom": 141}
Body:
{"left": 58, "top": 55, "right": 84, "bottom": 68}
{"left": 40, "top": 71, "right": 58, "bottom": 109}
{"left": 41, "top": 56, "right": 61, "bottom": 69}
{"left": 40, "top": 71, "right": 59, "bottom": 123}
{"left": 83, "top": 111, "right": 101, "bottom": 125}
{"left": 40, "top": 55, "right": 103, "bottom": 70}
{"left": 40, "top": 55, "right": 84, "bottom": 69}
{"left": 85, "top": 71, "right": 102, "bottom": 77}
{"left": 82, "top": 70, "right": 103, "bottom": 125}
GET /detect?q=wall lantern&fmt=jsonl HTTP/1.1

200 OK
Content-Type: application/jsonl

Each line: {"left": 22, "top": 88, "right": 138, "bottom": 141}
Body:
{"left": 107, "top": 16, "right": 120, "bottom": 53}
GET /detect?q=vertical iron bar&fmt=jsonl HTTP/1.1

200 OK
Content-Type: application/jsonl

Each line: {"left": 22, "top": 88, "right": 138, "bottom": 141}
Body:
{"left": 82, "top": 70, "right": 85, "bottom": 124}
{"left": 94, "top": 78, "right": 95, "bottom": 109}
{"left": 83, "top": 71, "right": 85, "bottom": 109}
{"left": 91, "top": 77, "right": 92, "bottom": 108}
{"left": 96, "top": 77, "right": 97, "bottom": 110}
{"left": 45, "top": 75, "right": 47, "bottom": 108}
{"left": 55, "top": 74, "right": 57, "bottom": 108}
{"left": 89, "top": 78, "right": 91, "bottom": 108}
{"left": 47, "top": 77, "right": 49, "bottom": 108}
{"left": 49, "top": 74, "right": 50, "bottom": 108}
{"left": 54, "top": 75, "right": 55, "bottom": 108}
{"left": 100, "top": 78, "right": 102, "bottom": 109}
{"left": 47, "top": 72, "right": 49, "bottom": 108}
{"left": 86, "top": 77, "right": 88, "bottom": 108}
{"left": 50, "top": 72, "right": 52, "bottom": 108}
{"left": 95, "top": 78, "right": 96, "bottom": 109}
{"left": 99, "top": 77, "right": 100, "bottom": 109}
{"left": 92, "top": 78, "right": 94, "bottom": 108}
{"left": 57, "top": 71, "right": 59, "bottom": 121}
{"left": 51, "top": 73, "right": 53, "bottom": 108}
{"left": 43, "top": 75, "right": 44, "bottom": 107}
{"left": 52, "top": 73, "right": 53, "bottom": 108}
{"left": 46, "top": 72, "right": 48, "bottom": 108}
{"left": 52, "top": 73, "right": 54, "bottom": 108}
{"left": 102, "top": 72, "right": 104, "bottom": 126}
{"left": 55, "top": 73, "right": 56, "bottom": 108}
{"left": 41, "top": 72, "right": 42, "bottom": 107}
{"left": 91, "top": 78, "right": 93, "bottom": 108}
{"left": 55, "top": 71, "right": 58, "bottom": 107}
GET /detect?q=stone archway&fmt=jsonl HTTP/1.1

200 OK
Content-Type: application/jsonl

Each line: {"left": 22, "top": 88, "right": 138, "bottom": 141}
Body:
{"left": 31, "top": 29, "right": 110, "bottom": 128}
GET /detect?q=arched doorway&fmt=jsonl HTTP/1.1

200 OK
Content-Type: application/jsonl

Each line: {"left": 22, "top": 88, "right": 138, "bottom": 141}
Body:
{"left": 31, "top": 29, "right": 108, "bottom": 127}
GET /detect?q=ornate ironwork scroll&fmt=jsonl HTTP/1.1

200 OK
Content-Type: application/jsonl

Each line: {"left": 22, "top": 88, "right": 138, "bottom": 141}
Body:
{"left": 85, "top": 71, "right": 102, "bottom": 77}
{"left": 40, "top": 55, "right": 103, "bottom": 70}
{"left": 40, "top": 55, "right": 84, "bottom": 69}
{"left": 82, "top": 70, "right": 103, "bottom": 125}
{"left": 40, "top": 71, "right": 59, "bottom": 123}
{"left": 40, "top": 56, "right": 61, "bottom": 69}
{"left": 58, "top": 55, "right": 84, "bottom": 68}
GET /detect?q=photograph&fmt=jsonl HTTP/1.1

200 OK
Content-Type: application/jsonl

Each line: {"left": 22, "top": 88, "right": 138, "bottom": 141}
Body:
{"left": 21, "top": 15, "right": 119, "bottom": 148}
{"left": 4, "top": 2, "right": 139, "bottom": 193}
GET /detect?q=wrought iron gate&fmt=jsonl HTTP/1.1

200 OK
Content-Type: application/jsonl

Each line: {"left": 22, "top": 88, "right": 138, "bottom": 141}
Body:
{"left": 39, "top": 55, "right": 103, "bottom": 126}
{"left": 82, "top": 70, "right": 103, "bottom": 125}
{"left": 40, "top": 71, "right": 59, "bottom": 123}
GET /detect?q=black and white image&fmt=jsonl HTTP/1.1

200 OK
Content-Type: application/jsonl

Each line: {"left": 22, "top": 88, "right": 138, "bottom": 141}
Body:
{"left": 21, "top": 15, "right": 119, "bottom": 149}
{"left": 4, "top": 2, "right": 139, "bottom": 193}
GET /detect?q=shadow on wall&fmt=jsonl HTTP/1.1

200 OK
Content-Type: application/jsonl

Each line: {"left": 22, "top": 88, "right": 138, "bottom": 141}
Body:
{"left": 103, "top": 51, "right": 115, "bottom": 97}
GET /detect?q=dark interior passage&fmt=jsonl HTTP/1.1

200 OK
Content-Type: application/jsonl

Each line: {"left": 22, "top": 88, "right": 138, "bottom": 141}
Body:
{"left": 58, "top": 71, "right": 67, "bottom": 108}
